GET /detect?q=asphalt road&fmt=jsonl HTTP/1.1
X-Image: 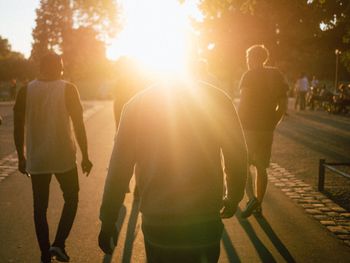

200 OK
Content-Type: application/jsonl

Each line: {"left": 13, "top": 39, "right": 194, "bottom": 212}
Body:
{"left": 1, "top": 101, "right": 350, "bottom": 262}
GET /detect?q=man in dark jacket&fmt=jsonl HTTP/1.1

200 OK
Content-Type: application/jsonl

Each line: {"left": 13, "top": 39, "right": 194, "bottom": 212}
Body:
{"left": 98, "top": 71, "right": 248, "bottom": 262}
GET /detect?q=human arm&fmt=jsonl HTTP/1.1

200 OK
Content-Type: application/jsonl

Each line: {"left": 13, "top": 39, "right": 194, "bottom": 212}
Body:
{"left": 274, "top": 71, "right": 289, "bottom": 126}
{"left": 99, "top": 101, "right": 138, "bottom": 254}
{"left": 13, "top": 86, "right": 27, "bottom": 175}
{"left": 65, "top": 83, "right": 92, "bottom": 176}
{"left": 220, "top": 99, "right": 248, "bottom": 218}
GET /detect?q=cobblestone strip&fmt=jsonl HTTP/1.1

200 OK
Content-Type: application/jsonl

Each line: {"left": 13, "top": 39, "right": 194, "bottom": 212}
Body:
{"left": 0, "top": 104, "right": 104, "bottom": 183}
{"left": 269, "top": 162, "right": 350, "bottom": 247}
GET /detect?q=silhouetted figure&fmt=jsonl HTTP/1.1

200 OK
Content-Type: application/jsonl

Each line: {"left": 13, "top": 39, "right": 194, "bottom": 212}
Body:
{"left": 113, "top": 57, "right": 149, "bottom": 200}
{"left": 238, "top": 45, "right": 288, "bottom": 218}
{"left": 294, "top": 72, "right": 309, "bottom": 110}
{"left": 10, "top": 79, "right": 17, "bottom": 100}
{"left": 13, "top": 53, "right": 93, "bottom": 263}
{"left": 99, "top": 68, "right": 248, "bottom": 262}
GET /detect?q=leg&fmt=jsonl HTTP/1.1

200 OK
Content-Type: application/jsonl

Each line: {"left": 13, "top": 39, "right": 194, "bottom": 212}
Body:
{"left": 256, "top": 166, "right": 268, "bottom": 203}
{"left": 245, "top": 165, "right": 256, "bottom": 200}
{"left": 31, "top": 173, "right": 52, "bottom": 262}
{"left": 52, "top": 167, "right": 79, "bottom": 249}
{"left": 300, "top": 92, "right": 306, "bottom": 110}
{"left": 294, "top": 93, "right": 299, "bottom": 110}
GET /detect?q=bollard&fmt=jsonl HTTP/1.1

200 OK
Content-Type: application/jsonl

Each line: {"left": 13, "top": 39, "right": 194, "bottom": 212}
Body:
{"left": 318, "top": 159, "right": 325, "bottom": 192}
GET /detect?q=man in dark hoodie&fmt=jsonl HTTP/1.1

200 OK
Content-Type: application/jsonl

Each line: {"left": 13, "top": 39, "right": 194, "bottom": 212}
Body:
{"left": 98, "top": 63, "right": 248, "bottom": 262}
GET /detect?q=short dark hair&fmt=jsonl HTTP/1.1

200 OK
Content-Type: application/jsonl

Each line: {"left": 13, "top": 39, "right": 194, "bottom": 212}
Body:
{"left": 246, "top": 44, "right": 269, "bottom": 65}
{"left": 39, "top": 52, "right": 63, "bottom": 77}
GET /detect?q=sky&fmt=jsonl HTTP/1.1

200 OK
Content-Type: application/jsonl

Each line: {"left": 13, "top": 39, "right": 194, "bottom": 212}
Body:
{"left": 0, "top": 0, "right": 39, "bottom": 58}
{"left": 0, "top": 0, "right": 201, "bottom": 61}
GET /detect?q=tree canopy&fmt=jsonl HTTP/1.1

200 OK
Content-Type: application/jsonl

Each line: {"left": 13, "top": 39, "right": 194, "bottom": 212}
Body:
{"left": 192, "top": 0, "right": 350, "bottom": 93}
{"left": 30, "top": 0, "right": 118, "bottom": 79}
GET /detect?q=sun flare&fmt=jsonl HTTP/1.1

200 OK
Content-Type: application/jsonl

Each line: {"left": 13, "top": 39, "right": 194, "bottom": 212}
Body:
{"left": 107, "top": 0, "right": 202, "bottom": 75}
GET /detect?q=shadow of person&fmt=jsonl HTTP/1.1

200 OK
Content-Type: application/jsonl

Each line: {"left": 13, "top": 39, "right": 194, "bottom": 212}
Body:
{"left": 237, "top": 208, "right": 277, "bottom": 263}
{"left": 221, "top": 226, "right": 241, "bottom": 263}
{"left": 102, "top": 205, "right": 127, "bottom": 263}
{"left": 254, "top": 214, "right": 295, "bottom": 263}
{"left": 122, "top": 199, "right": 141, "bottom": 263}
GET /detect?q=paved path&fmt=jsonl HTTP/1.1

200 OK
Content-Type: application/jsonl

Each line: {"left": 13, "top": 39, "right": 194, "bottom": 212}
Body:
{"left": 1, "top": 101, "right": 350, "bottom": 262}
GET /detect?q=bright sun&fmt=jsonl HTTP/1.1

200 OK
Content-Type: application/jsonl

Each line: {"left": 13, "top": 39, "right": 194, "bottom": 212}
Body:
{"left": 107, "top": 0, "right": 202, "bottom": 75}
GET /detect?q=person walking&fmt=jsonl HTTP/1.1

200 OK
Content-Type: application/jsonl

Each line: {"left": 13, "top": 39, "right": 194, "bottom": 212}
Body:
{"left": 294, "top": 72, "right": 309, "bottom": 110}
{"left": 238, "top": 44, "right": 288, "bottom": 218}
{"left": 98, "top": 64, "right": 248, "bottom": 262}
{"left": 13, "top": 53, "right": 92, "bottom": 263}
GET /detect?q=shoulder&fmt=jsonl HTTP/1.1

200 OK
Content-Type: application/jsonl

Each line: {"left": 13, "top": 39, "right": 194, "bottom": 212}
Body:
{"left": 200, "top": 81, "right": 232, "bottom": 102}
{"left": 264, "top": 66, "right": 284, "bottom": 76}
{"left": 63, "top": 81, "right": 81, "bottom": 99}
{"left": 239, "top": 70, "right": 255, "bottom": 87}
{"left": 64, "top": 80, "right": 78, "bottom": 92}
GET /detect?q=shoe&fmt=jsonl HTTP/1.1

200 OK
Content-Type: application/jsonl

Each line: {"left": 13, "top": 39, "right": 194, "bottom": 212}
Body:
{"left": 49, "top": 246, "right": 70, "bottom": 262}
{"left": 241, "top": 198, "right": 260, "bottom": 218}
{"left": 40, "top": 253, "right": 51, "bottom": 263}
{"left": 253, "top": 205, "right": 263, "bottom": 217}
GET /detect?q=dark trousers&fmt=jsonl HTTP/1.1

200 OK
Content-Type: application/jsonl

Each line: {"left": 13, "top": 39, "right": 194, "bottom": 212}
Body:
{"left": 295, "top": 91, "right": 307, "bottom": 110}
{"left": 142, "top": 219, "right": 223, "bottom": 263}
{"left": 144, "top": 241, "right": 221, "bottom": 263}
{"left": 31, "top": 167, "right": 79, "bottom": 258}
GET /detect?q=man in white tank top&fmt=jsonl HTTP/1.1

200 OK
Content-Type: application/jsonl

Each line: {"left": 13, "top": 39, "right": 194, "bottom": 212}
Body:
{"left": 14, "top": 53, "right": 92, "bottom": 263}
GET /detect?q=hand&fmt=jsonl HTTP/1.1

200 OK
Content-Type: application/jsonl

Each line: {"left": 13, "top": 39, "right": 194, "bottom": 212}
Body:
{"left": 98, "top": 228, "right": 119, "bottom": 255}
{"left": 18, "top": 157, "right": 29, "bottom": 177}
{"left": 81, "top": 158, "right": 93, "bottom": 177}
{"left": 220, "top": 197, "right": 237, "bottom": 219}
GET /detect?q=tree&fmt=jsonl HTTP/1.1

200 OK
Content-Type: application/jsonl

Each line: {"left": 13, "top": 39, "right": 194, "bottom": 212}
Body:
{"left": 0, "top": 36, "right": 12, "bottom": 58}
{"left": 190, "top": 0, "right": 350, "bottom": 94}
{"left": 0, "top": 36, "right": 34, "bottom": 81}
{"left": 30, "top": 0, "right": 118, "bottom": 73}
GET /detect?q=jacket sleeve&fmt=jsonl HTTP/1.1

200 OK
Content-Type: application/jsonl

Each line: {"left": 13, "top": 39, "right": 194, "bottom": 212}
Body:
{"left": 220, "top": 98, "right": 248, "bottom": 206}
{"left": 99, "top": 100, "right": 139, "bottom": 232}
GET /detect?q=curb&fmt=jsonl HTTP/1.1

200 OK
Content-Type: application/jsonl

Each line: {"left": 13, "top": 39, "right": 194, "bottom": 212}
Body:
{"left": 269, "top": 163, "right": 350, "bottom": 247}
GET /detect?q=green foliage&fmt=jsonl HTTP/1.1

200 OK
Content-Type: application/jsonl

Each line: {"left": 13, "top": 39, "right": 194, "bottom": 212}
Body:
{"left": 30, "top": 0, "right": 119, "bottom": 80}
{"left": 0, "top": 36, "right": 12, "bottom": 58}
{"left": 0, "top": 37, "right": 34, "bottom": 81}
{"left": 192, "top": 0, "right": 350, "bottom": 93}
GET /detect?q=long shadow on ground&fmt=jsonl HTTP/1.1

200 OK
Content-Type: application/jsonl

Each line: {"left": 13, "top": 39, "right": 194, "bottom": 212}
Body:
{"left": 254, "top": 214, "right": 295, "bottom": 263}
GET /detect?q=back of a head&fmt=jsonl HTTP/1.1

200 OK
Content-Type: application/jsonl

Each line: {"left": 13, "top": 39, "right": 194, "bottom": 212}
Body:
{"left": 39, "top": 52, "right": 63, "bottom": 80}
{"left": 246, "top": 44, "right": 269, "bottom": 69}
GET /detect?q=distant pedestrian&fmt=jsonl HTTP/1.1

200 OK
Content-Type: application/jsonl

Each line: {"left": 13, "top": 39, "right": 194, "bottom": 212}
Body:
{"left": 13, "top": 53, "right": 93, "bottom": 263}
{"left": 238, "top": 44, "right": 288, "bottom": 218}
{"left": 294, "top": 73, "right": 309, "bottom": 110}
{"left": 10, "top": 79, "right": 17, "bottom": 100}
{"left": 98, "top": 62, "right": 248, "bottom": 263}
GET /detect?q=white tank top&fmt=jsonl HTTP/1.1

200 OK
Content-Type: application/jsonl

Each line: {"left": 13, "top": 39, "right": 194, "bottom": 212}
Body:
{"left": 26, "top": 79, "right": 76, "bottom": 174}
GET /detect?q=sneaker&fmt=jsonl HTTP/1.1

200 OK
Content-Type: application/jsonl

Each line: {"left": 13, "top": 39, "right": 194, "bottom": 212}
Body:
{"left": 253, "top": 205, "right": 263, "bottom": 217}
{"left": 241, "top": 198, "right": 260, "bottom": 218}
{"left": 40, "top": 253, "right": 51, "bottom": 263}
{"left": 49, "top": 246, "right": 70, "bottom": 262}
